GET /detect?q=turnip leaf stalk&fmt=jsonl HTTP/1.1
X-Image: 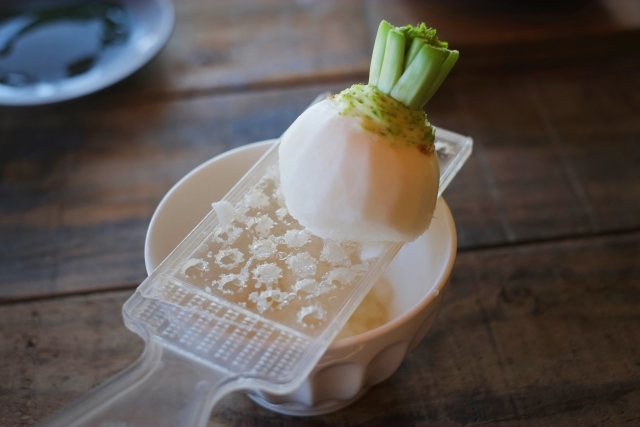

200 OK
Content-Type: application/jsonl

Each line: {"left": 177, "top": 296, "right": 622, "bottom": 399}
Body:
{"left": 369, "top": 21, "right": 458, "bottom": 109}
{"left": 369, "top": 20, "right": 393, "bottom": 86}
{"left": 376, "top": 29, "right": 406, "bottom": 94}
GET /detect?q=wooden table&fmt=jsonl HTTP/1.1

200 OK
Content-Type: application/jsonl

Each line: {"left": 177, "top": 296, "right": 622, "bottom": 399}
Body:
{"left": 2, "top": 1, "right": 640, "bottom": 425}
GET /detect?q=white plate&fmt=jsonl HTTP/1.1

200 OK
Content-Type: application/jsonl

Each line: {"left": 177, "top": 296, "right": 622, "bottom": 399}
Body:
{"left": 0, "top": 0, "right": 174, "bottom": 105}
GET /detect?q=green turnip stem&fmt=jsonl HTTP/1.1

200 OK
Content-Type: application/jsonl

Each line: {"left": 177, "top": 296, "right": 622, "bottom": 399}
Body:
{"left": 368, "top": 20, "right": 458, "bottom": 109}
{"left": 391, "top": 45, "right": 449, "bottom": 109}
{"left": 404, "top": 38, "right": 425, "bottom": 70}
{"left": 376, "top": 29, "right": 406, "bottom": 95}
{"left": 368, "top": 21, "right": 393, "bottom": 86}
{"left": 422, "top": 50, "right": 459, "bottom": 105}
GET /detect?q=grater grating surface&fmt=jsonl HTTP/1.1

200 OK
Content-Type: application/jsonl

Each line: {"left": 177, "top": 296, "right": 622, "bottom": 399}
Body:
{"left": 130, "top": 281, "right": 311, "bottom": 380}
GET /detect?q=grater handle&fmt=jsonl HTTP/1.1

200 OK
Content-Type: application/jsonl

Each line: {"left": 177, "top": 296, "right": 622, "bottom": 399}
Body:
{"left": 39, "top": 339, "right": 231, "bottom": 427}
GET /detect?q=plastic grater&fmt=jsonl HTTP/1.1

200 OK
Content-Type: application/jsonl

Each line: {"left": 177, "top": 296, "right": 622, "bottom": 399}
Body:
{"left": 41, "top": 100, "right": 472, "bottom": 427}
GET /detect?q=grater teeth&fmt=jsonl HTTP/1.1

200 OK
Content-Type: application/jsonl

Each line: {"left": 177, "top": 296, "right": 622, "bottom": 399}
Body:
{"left": 129, "top": 280, "right": 311, "bottom": 380}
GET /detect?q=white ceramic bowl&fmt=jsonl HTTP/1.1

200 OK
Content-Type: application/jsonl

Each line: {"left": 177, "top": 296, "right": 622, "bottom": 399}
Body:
{"left": 145, "top": 140, "right": 457, "bottom": 416}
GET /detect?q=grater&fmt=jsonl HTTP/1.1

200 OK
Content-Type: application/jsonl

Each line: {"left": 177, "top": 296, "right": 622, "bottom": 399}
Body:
{"left": 41, "top": 101, "right": 472, "bottom": 427}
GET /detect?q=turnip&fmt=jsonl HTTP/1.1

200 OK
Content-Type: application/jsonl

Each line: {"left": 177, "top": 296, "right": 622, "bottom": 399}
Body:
{"left": 279, "top": 21, "right": 458, "bottom": 242}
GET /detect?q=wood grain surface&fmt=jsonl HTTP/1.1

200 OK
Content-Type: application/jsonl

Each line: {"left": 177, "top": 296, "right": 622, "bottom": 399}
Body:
{"left": 3, "top": 63, "right": 639, "bottom": 301}
{"left": 368, "top": 0, "right": 640, "bottom": 69}
{"left": 1, "top": 0, "right": 640, "bottom": 425}
{"left": 1, "top": 232, "right": 638, "bottom": 426}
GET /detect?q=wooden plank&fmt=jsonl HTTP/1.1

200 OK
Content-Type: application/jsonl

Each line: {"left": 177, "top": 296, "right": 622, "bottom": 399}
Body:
{"left": 83, "top": 0, "right": 640, "bottom": 109}
{"left": 371, "top": 0, "right": 640, "bottom": 45}
{"left": 3, "top": 0, "right": 638, "bottom": 116}
{"left": 91, "top": 0, "right": 372, "bottom": 103}
{"left": 367, "top": 0, "right": 640, "bottom": 69}
{"left": 448, "top": 71, "right": 597, "bottom": 244}
{"left": 3, "top": 61, "right": 640, "bottom": 300}
{"left": 438, "top": 233, "right": 640, "bottom": 424}
{"left": 1, "top": 232, "right": 638, "bottom": 426}
{"left": 436, "top": 64, "right": 640, "bottom": 247}
{"left": 530, "top": 63, "right": 640, "bottom": 233}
